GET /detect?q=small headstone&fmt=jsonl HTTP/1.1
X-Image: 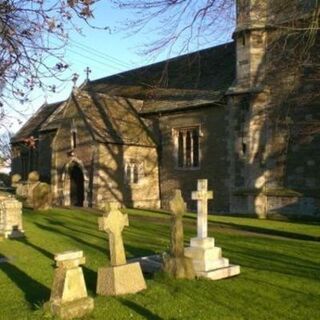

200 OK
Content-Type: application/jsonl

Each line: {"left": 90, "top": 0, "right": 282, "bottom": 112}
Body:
{"left": 0, "top": 193, "right": 24, "bottom": 239}
{"left": 184, "top": 179, "right": 240, "bottom": 280}
{"left": 32, "top": 182, "right": 52, "bottom": 210}
{"left": 11, "top": 174, "right": 22, "bottom": 188}
{"left": 96, "top": 203, "right": 146, "bottom": 296}
{"left": 163, "top": 190, "right": 195, "bottom": 279}
{"left": 13, "top": 171, "right": 52, "bottom": 210}
{"left": 46, "top": 250, "right": 94, "bottom": 319}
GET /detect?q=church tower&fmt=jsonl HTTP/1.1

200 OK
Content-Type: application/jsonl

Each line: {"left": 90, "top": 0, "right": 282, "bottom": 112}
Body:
{"left": 227, "top": 0, "right": 271, "bottom": 217}
{"left": 233, "top": 0, "right": 268, "bottom": 90}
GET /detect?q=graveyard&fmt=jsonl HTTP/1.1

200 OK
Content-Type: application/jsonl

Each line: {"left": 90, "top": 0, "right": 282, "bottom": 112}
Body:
{"left": 0, "top": 205, "right": 319, "bottom": 320}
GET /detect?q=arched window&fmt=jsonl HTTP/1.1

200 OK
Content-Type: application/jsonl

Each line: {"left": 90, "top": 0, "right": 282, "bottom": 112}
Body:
{"left": 173, "top": 127, "right": 200, "bottom": 169}
{"left": 71, "top": 120, "right": 77, "bottom": 149}
{"left": 124, "top": 160, "right": 143, "bottom": 184}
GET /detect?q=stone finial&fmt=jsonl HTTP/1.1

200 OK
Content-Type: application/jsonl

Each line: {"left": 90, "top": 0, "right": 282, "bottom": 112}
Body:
{"left": 48, "top": 250, "right": 94, "bottom": 319}
{"left": 11, "top": 174, "right": 22, "bottom": 187}
{"left": 28, "top": 171, "right": 40, "bottom": 183}
{"left": 169, "top": 189, "right": 186, "bottom": 216}
{"left": 54, "top": 250, "right": 86, "bottom": 269}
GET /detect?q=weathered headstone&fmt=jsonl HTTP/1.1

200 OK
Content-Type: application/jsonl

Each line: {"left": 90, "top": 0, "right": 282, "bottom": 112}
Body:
{"left": 11, "top": 174, "right": 22, "bottom": 188}
{"left": 47, "top": 250, "right": 94, "bottom": 319}
{"left": 96, "top": 202, "right": 146, "bottom": 296}
{"left": 0, "top": 193, "right": 24, "bottom": 239}
{"left": 32, "top": 182, "right": 52, "bottom": 210}
{"left": 163, "top": 189, "right": 195, "bottom": 279}
{"left": 184, "top": 179, "right": 240, "bottom": 280}
{"left": 14, "top": 171, "right": 52, "bottom": 210}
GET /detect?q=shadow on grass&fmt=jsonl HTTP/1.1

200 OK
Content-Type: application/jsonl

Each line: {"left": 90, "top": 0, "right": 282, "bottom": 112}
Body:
{"left": 83, "top": 266, "right": 97, "bottom": 295}
{"left": 34, "top": 222, "right": 106, "bottom": 253}
{"left": 14, "top": 237, "right": 54, "bottom": 260}
{"left": 0, "top": 262, "right": 50, "bottom": 309}
{"left": 119, "top": 299, "right": 163, "bottom": 320}
{"left": 33, "top": 222, "right": 156, "bottom": 262}
{"left": 207, "top": 221, "right": 320, "bottom": 241}
{"left": 228, "top": 246, "right": 320, "bottom": 280}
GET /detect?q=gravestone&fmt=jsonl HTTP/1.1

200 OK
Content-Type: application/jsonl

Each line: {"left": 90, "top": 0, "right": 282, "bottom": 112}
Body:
{"left": 96, "top": 202, "right": 146, "bottom": 296}
{"left": 47, "top": 250, "right": 94, "bottom": 319}
{"left": 0, "top": 193, "right": 24, "bottom": 239}
{"left": 14, "top": 171, "right": 52, "bottom": 210}
{"left": 163, "top": 189, "right": 195, "bottom": 279}
{"left": 11, "top": 174, "right": 22, "bottom": 188}
{"left": 184, "top": 179, "right": 240, "bottom": 280}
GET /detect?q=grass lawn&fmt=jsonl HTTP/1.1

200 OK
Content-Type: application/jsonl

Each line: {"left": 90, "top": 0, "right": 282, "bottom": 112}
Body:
{"left": 0, "top": 207, "right": 319, "bottom": 320}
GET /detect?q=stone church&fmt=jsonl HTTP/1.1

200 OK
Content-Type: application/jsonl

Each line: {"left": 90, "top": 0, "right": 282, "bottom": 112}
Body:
{"left": 11, "top": 0, "right": 320, "bottom": 217}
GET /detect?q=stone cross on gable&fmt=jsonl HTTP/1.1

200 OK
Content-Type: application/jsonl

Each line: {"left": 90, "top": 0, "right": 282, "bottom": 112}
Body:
{"left": 191, "top": 179, "right": 213, "bottom": 239}
{"left": 98, "top": 203, "right": 129, "bottom": 266}
{"left": 84, "top": 67, "right": 92, "bottom": 81}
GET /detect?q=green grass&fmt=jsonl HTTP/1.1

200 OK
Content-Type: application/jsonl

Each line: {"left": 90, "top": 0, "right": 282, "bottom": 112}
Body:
{"left": 0, "top": 207, "right": 319, "bottom": 320}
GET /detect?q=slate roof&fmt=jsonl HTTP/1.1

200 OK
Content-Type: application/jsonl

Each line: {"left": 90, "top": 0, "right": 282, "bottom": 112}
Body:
{"left": 86, "top": 42, "right": 235, "bottom": 114}
{"left": 11, "top": 100, "right": 65, "bottom": 143}
{"left": 12, "top": 42, "right": 235, "bottom": 143}
{"left": 72, "top": 90, "right": 156, "bottom": 146}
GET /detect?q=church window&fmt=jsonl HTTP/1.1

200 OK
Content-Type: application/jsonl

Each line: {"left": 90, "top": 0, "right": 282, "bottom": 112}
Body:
{"left": 125, "top": 160, "right": 143, "bottom": 184}
{"left": 174, "top": 127, "right": 200, "bottom": 169}
{"left": 72, "top": 131, "right": 77, "bottom": 149}
{"left": 71, "top": 121, "right": 77, "bottom": 149}
{"left": 241, "top": 33, "right": 246, "bottom": 46}
{"left": 21, "top": 152, "right": 28, "bottom": 180}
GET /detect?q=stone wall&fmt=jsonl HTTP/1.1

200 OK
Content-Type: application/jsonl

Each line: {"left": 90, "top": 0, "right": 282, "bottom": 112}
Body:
{"left": 96, "top": 144, "right": 160, "bottom": 209}
{"left": 51, "top": 98, "right": 97, "bottom": 207}
{"left": 229, "top": 6, "right": 320, "bottom": 217}
{"left": 153, "top": 105, "right": 230, "bottom": 212}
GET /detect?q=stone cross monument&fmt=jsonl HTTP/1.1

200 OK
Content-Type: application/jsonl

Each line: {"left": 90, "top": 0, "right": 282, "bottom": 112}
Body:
{"left": 185, "top": 179, "right": 240, "bottom": 280}
{"left": 46, "top": 250, "right": 94, "bottom": 319}
{"left": 96, "top": 202, "right": 146, "bottom": 296}
{"left": 98, "top": 202, "right": 128, "bottom": 266}
{"left": 163, "top": 190, "right": 195, "bottom": 279}
{"left": 191, "top": 179, "right": 213, "bottom": 239}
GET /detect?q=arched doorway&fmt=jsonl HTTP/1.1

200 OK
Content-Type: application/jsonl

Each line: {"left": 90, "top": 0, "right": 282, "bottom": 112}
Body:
{"left": 69, "top": 163, "right": 84, "bottom": 207}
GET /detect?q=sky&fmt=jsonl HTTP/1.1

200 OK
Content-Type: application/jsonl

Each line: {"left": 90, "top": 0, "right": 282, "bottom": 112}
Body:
{"left": 3, "top": 1, "right": 235, "bottom": 135}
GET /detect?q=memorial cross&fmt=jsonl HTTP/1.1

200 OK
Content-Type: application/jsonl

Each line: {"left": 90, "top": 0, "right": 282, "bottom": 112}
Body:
{"left": 98, "top": 203, "right": 129, "bottom": 266}
{"left": 191, "top": 179, "right": 213, "bottom": 239}
{"left": 169, "top": 189, "right": 187, "bottom": 257}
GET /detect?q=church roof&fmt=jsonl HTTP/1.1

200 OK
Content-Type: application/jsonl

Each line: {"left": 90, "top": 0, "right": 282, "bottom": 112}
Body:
{"left": 11, "top": 100, "right": 65, "bottom": 143}
{"left": 72, "top": 90, "right": 156, "bottom": 146}
{"left": 85, "top": 42, "right": 235, "bottom": 114}
{"left": 12, "top": 41, "right": 235, "bottom": 143}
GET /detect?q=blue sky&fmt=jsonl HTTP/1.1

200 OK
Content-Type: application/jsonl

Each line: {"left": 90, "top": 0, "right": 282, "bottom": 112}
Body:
{"left": 4, "top": 1, "right": 235, "bottom": 134}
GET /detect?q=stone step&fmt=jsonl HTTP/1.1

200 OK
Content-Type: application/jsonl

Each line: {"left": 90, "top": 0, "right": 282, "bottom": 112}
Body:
{"left": 197, "top": 264, "right": 240, "bottom": 280}
{"left": 184, "top": 246, "right": 222, "bottom": 261}
{"left": 192, "top": 257, "right": 230, "bottom": 272}
{"left": 190, "top": 237, "right": 215, "bottom": 248}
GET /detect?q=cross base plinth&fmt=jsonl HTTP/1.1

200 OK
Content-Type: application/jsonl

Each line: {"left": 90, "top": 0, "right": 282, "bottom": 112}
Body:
{"left": 184, "top": 237, "right": 240, "bottom": 280}
{"left": 96, "top": 262, "right": 146, "bottom": 296}
{"left": 46, "top": 297, "right": 94, "bottom": 320}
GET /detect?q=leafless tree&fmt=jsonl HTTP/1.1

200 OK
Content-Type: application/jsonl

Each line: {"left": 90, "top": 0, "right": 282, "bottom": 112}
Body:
{"left": 111, "top": 0, "right": 319, "bottom": 57}
{"left": 0, "top": 0, "right": 104, "bottom": 118}
{"left": 0, "top": 131, "right": 11, "bottom": 167}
